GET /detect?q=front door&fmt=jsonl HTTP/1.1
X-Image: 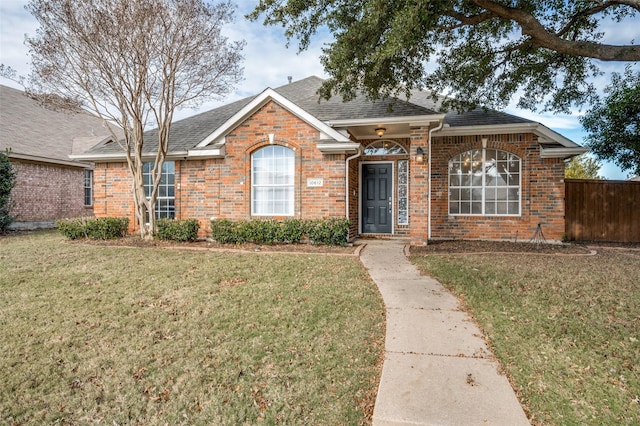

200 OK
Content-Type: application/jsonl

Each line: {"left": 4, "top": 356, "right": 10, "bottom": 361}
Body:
{"left": 362, "top": 163, "right": 393, "bottom": 234}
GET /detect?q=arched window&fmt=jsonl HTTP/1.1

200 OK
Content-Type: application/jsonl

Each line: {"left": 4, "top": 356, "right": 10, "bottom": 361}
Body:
{"left": 364, "top": 140, "right": 407, "bottom": 155}
{"left": 449, "top": 148, "right": 521, "bottom": 216}
{"left": 252, "top": 145, "right": 294, "bottom": 216}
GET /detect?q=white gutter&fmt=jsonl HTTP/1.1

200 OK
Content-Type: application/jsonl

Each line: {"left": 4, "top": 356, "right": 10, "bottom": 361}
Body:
{"left": 428, "top": 121, "right": 444, "bottom": 241}
{"left": 345, "top": 145, "right": 363, "bottom": 237}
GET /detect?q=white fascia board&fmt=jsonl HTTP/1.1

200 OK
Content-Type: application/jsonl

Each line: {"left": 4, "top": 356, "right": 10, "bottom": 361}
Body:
{"left": 317, "top": 141, "right": 361, "bottom": 154}
{"left": 187, "top": 145, "right": 225, "bottom": 159}
{"left": 540, "top": 146, "right": 589, "bottom": 159}
{"left": 326, "top": 115, "right": 446, "bottom": 127}
{"left": 196, "top": 88, "right": 350, "bottom": 148}
{"left": 436, "top": 123, "right": 582, "bottom": 148}
{"left": 533, "top": 124, "right": 579, "bottom": 148}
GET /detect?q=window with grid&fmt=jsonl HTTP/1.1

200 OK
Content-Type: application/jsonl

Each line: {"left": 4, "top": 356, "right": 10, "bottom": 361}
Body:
{"left": 143, "top": 161, "right": 175, "bottom": 219}
{"left": 83, "top": 169, "right": 93, "bottom": 207}
{"left": 449, "top": 149, "right": 521, "bottom": 216}
{"left": 252, "top": 145, "right": 294, "bottom": 216}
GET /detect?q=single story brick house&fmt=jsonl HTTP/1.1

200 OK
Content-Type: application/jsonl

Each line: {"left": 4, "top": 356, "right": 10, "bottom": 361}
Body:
{"left": 0, "top": 84, "right": 115, "bottom": 229}
{"left": 72, "top": 76, "right": 586, "bottom": 243}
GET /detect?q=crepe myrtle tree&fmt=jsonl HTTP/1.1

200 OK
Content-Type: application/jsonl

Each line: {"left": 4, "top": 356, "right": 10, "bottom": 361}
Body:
{"left": 27, "top": 0, "right": 245, "bottom": 238}
{"left": 250, "top": 0, "right": 640, "bottom": 113}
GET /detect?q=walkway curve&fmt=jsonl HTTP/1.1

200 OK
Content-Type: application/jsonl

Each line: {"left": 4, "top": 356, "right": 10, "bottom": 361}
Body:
{"left": 359, "top": 239, "right": 531, "bottom": 426}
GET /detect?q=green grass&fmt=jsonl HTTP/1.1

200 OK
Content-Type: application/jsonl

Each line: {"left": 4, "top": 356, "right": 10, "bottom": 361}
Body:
{"left": 410, "top": 250, "right": 640, "bottom": 425}
{"left": 0, "top": 231, "right": 385, "bottom": 425}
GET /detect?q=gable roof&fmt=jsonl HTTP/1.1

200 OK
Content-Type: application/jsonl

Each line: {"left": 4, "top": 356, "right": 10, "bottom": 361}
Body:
{"left": 0, "top": 85, "right": 114, "bottom": 167}
{"left": 78, "top": 76, "right": 585, "bottom": 160}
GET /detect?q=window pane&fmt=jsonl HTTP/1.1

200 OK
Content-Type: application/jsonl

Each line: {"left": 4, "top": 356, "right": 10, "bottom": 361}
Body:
{"left": 508, "top": 202, "right": 519, "bottom": 215}
{"left": 143, "top": 161, "right": 175, "bottom": 220}
{"left": 486, "top": 188, "right": 497, "bottom": 201}
{"left": 496, "top": 187, "right": 507, "bottom": 200}
{"left": 252, "top": 146, "right": 294, "bottom": 215}
{"left": 448, "top": 149, "right": 521, "bottom": 216}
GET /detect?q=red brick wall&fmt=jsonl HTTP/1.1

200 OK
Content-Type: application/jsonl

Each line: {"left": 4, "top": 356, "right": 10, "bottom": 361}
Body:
{"left": 9, "top": 160, "right": 93, "bottom": 223}
{"left": 94, "top": 101, "right": 349, "bottom": 237}
{"left": 93, "top": 106, "right": 566, "bottom": 242}
{"left": 93, "top": 162, "right": 136, "bottom": 232}
{"left": 422, "top": 133, "right": 566, "bottom": 242}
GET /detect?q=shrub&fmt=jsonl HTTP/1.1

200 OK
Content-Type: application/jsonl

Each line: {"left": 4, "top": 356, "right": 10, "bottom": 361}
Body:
{"left": 0, "top": 152, "right": 16, "bottom": 234}
{"left": 277, "top": 218, "right": 304, "bottom": 243}
{"left": 306, "top": 218, "right": 350, "bottom": 246}
{"left": 156, "top": 218, "right": 200, "bottom": 241}
{"left": 210, "top": 219, "right": 240, "bottom": 244}
{"left": 210, "top": 217, "right": 348, "bottom": 246}
{"left": 56, "top": 217, "right": 89, "bottom": 240}
{"left": 57, "top": 217, "right": 129, "bottom": 240}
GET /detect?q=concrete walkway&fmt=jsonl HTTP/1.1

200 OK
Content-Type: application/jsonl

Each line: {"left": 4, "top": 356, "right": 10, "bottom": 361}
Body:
{"left": 359, "top": 239, "right": 530, "bottom": 426}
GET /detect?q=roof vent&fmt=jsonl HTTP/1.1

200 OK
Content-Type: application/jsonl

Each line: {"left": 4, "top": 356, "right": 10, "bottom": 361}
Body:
{"left": 287, "top": 76, "right": 292, "bottom": 84}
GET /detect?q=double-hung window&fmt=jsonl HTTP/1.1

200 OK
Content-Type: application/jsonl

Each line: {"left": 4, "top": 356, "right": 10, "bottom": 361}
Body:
{"left": 143, "top": 161, "right": 175, "bottom": 219}
{"left": 252, "top": 145, "right": 294, "bottom": 216}
{"left": 449, "top": 149, "right": 521, "bottom": 215}
{"left": 83, "top": 169, "right": 93, "bottom": 207}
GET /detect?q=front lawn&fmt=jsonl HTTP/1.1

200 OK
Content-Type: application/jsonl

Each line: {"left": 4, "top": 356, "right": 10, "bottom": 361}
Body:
{"left": 411, "top": 248, "right": 640, "bottom": 425}
{"left": 0, "top": 232, "right": 385, "bottom": 425}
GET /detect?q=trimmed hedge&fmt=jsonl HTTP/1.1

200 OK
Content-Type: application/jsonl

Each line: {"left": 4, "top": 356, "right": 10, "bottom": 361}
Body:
{"left": 156, "top": 218, "right": 200, "bottom": 241}
{"left": 210, "top": 218, "right": 350, "bottom": 246}
{"left": 56, "top": 217, "right": 129, "bottom": 240}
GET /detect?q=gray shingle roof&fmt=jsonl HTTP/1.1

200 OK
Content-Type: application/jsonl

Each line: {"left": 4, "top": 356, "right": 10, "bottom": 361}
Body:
{"left": 85, "top": 76, "right": 537, "bottom": 156}
{"left": 0, "top": 85, "right": 115, "bottom": 164}
{"left": 406, "top": 89, "right": 534, "bottom": 127}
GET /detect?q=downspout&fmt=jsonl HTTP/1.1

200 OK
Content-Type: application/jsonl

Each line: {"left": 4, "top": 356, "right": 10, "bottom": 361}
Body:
{"left": 428, "top": 121, "right": 444, "bottom": 241}
{"left": 345, "top": 145, "right": 363, "bottom": 240}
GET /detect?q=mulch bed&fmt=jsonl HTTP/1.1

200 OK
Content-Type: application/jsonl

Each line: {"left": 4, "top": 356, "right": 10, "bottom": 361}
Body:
{"left": 70, "top": 235, "right": 360, "bottom": 255}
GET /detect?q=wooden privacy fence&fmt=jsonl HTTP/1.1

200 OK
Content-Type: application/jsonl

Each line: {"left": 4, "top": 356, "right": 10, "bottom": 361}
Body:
{"left": 565, "top": 179, "right": 640, "bottom": 242}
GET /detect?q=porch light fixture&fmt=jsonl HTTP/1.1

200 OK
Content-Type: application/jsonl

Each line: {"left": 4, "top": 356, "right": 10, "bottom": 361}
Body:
{"left": 375, "top": 127, "right": 386, "bottom": 137}
{"left": 416, "top": 146, "right": 424, "bottom": 163}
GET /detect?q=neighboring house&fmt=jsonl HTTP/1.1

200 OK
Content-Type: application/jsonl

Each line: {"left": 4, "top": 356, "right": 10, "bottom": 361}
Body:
{"left": 73, "top": 76, "right": 586, "bottom": 243}
{"left": 0, "top": 84, "right": 113, "bottom": 228}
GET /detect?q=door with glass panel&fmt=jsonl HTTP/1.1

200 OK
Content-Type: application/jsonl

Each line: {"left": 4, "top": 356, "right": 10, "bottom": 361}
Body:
{"left": 362, "top": 163, "right": 393, "bottom": 234}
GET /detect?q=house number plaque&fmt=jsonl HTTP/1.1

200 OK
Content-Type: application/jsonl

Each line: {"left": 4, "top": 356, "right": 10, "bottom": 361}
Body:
{"left": 307, "top": 178, "right": 324, "bottom": 187}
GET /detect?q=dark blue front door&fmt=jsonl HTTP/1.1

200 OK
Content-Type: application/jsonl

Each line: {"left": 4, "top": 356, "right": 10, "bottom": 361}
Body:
{"left": 362, "top": 163, "right": 392, "bottom": 234}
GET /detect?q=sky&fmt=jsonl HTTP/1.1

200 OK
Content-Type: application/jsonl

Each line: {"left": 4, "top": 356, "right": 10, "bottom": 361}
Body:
{"left": 1, "top": 0, "right": 637, "bottom": 179}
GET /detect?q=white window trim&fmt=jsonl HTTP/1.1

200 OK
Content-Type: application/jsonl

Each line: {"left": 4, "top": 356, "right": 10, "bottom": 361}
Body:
{"left": 448, "top": 148, "right": 522, "bottom": 217}
{"left": 83, "top": 169, "right": 93, "bottom": 207}
{"left": 143, "top": 161, "right": 175, "bottom": 220}
{"left": 251, "top": 146, "right": 295, "bottom": 217}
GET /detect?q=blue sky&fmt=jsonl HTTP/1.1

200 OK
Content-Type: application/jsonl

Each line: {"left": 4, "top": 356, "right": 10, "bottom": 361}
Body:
{"left": 1, "top": 0, "right": 637, "bottom": 179}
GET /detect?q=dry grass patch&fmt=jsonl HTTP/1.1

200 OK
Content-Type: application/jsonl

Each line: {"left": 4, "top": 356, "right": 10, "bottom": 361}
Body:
{"left": 0, "top": 231, "right": 384, "bottom": 425}
{"left": 411, "top": 248, "right": 640, "bottom": 425}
